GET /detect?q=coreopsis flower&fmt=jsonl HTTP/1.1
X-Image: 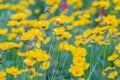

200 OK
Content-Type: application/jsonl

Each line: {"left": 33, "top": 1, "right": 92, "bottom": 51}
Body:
{"left": 6, "top": 67, "right": 21, "bottom": 77}
{"left": 39, "top": 20, "right": 50, "bottom": 30}
{"left": 0, "top": 0, "right": 4, "bottom": 3}
{"left": 50, "top": 4, "right": 59, "bottom": 13}
{"left": 43, "top": 37, "right": 51, "bottom": 44}
{"left": 34, "top": 9, "right": 40, "bottom": 14}
{"left": 79, "top": 78, "right": 85, "bottom": 80}
{"left": 115, "top": 43, "right": 120, "bottom": 53}
{"left": 103, "top": 67, "right": 114, "bottom": 72}
{"left": 69, "top": 65, "right": 84, "bottom": 77}
{"left": 73, "top": 57, "right": 85, "bottom": 65}
{"left": 10, "top": 13, "right": 27, "bottom": 20}
{"left": 73, "top": 0, "right": 83, "bottom": 9}
{"left": 18, "top": 49, "right": 51, "bottom": 62}
{"left": 8, "top": 33, "right": 17, "bottom": 40}
{"left": 92, "top": 1, "right": 110, "bottom": 9}
{"left": 53, "top": 27, "right": 72, "bottom": 40}
{"left": 0, "top": 29, "right": 8, "bottom": 35}
{"left": 107, "top": 53, "right": 118, "bottom": 61}
{"left": 114, "top": 59, "right": 120, "bottom": 67}
{"left": 0, "top": 4, "right": 10, "bottom": 9}
{"left": 115, "top": 6, "right": 120, "bottom": 10}
{"left": 53, "top": 27, "right": 65, "bottom": 36}
{"left": 36, "top": 51, "right": 50, "bottom": 62}
{"left": 72, "top": 47, "right": 87, "bottom": 57}
{"left": 61, "top": 31, "right": 72, "bottom": 39}
{"left": 11, "top": 27, "right": 24, "bottom": 33}
{"left": 66, "top": 0, "right": 76, "bottom": 5}
{"left": 108, "top": 71, "right": 118, "bottom": 79}
{"left": 24, "top": 58, "right": 36, "bottom": 67}
{"left": 45, "top": 0, "right": 61, "bottom": 5}
{"left": 7, "top": 20, "right": 21, "bottom": 27}
{"left": 40, "top": 61, "right": 50, "bottom": 70}
{"left": 102, "top": 15, "right": 117, "bottom": 25}
{"left": 0, "top": 72, "right": 6, "bottom": 80}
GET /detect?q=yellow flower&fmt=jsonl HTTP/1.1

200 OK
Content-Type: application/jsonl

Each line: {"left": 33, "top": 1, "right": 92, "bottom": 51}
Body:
{"left": 69, "top": 65, "right": 84, "bottom": 77}
{"left": 34, "top": 9, "right": 40, "bottom": 14}
{"left": 0, "top": 4, "right": 10, "bottom": 9}
{"left": 0, "top": 42, "right": 23, "bottom": 50}
{"left": 40, "top": 61, "right": 50, "bottom": 70}
{"left": 53, "top": 27, "right": 65, "bottom": 36}
{"left": 43, "top": 37, "right": 51, "bottom": 44}
{"left": 0, "top": 29, "right": 8, "bottom": 35}
{"left": 12, "top": 27, "right": 24, "bottom": 33}
{"left": 24, "top": 58, "right": 36, "bottom": 66}
{"left": 8, "top": 33, "right": 17, "bottom": 40}
{"left": 73, "top": 57, "right": 85, "bottom": 65}
{"left": 103, "top": 67, "right": 114, "bottom": 72}
{"left": 6, "top": 67, "right": 21, "bottom": 76}
{"left": 0, "top": 72, "right": 6, "bottom": 78}
{"left": 115, "top": 43, "right": 120, "bottom": 52}
{"left": 66, "top": 0, "right": 76, "bottom": 5}
{"left": 50, "top": 4, "right": 59, "bottom": 13}
{"left": 103, "top": 15, "right": 117, "bottom": 25}
{"left": 79, "top": 78, "right": 85, "bottom": 80}
{"left": 7, "top": 20, "right": 21, "bottom": 27}
{"left": 107, "top": 53, "right": 118, "bottom": 61}
{"left": 66, "top": 25, "right": 74, "bottom": 30}
{"left": 36, "top": 52, "right": 50, "bottom": 62}
{"left": 72, "top": 47, "right": 87, "bottom": 57}
{"left": 108, "top": 71, "right": 118, "bottom": 79}
{"left": 45, "top": 0, "right": 61, "bottom": 5}
{"left": 114, "top": 59, "right": 120, "bottom": 67}
{"left": 92, "top": 1, "right": 110, "bottom": 9}
{"left": 0, "top": 0, "right": 4, "bottom": 3}
{"left": 38, "top": 20, "right": 50, "bottom": 30}
{"left": 10, "top": 13, "right": 27, "bottom": 20}
{"left": 61, "top": 32, "right": 72, "bottom": 39}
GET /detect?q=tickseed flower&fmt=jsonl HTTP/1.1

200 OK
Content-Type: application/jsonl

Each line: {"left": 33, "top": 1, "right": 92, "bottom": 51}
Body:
{"left": 24, "top": 58, "right": 36, "bottom": 67}
{"left": 6, "top": 67, "right": 21, "bottom": 77}
{"left": 40, "top": 61, "right": 50, "bottom": 70}
{"left": 0, "top": 72, "right": 6, "bottom": 80}
{"left": 114, "top": 59, "right": 120, "bottom": 67}
{"left": 69, "top": 65, "right": 84, "bottom": 77}
{"left": 108, "top": 71, "right": 118, "bottom": 79}
{"left": 0, "top": 29, "right": 8, "bottom": 35}
{"left": 107, "top": 53, "right": 118, "bottom": 61}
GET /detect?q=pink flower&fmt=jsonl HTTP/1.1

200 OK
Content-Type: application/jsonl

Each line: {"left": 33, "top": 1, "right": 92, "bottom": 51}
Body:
{"left": 60, "top": 2, "right": 67, "bottom": 11}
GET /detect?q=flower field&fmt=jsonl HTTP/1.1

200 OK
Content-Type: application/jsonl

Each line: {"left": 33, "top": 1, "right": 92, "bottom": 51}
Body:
{"left": 0, "top": 0, "right": 120, "bottom": 80}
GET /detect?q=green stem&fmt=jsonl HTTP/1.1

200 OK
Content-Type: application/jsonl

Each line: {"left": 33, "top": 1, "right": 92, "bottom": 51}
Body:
{"left": 52, "top": 52, "right": 62, "bottom": 80}
{"left": 87, "top": 46, "right": 104, "bottom": 80}
{"left": 102, "top": 46, "right": 106, "bottom": 70}
{"left": 89, "top": 45, "right": 93, "bottom": 75}
{"left": 60, "top": 53, "right": 69, "bottom": 78}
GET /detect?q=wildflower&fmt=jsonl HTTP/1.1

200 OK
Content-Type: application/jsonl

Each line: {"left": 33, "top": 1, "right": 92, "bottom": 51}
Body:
{"left": 40, "top": 61, "right": 50, "bottom": 70}
{"left": 69, "top": 65, "right": 84, "bottom": 77}
{"left": 34, "top": 9, "right": 40, "bottom": 14}
{"left": 115, "top": 43, "right": 120, "bottom": 53}
{"left": 8, "top": 33, "right": 17, "bottom": 40}
{"left": 114, "top": 59, "right": 120, "bottom": 67}
{"left": 24, "top": 58, "right": 36, "bottom": 67}
{"left": 0, "top": 72, "right": 6, "bottom": 80}
{"left": 103, "top": 67, "right": 114, "bottom": 72}
{"left": 108, "top": 71, "right": 118, "bottom": 79}
{"left": 43, "top": 37, "right": 51, "bottom": 44}
{"left": 6, "top": 67, "right": 21, "bottom": 77}
{"left": 0, "top": 29, "right": 8, "bottom": 35}
{"left": 107, "top": 53, "right": 118, "bottom": 61}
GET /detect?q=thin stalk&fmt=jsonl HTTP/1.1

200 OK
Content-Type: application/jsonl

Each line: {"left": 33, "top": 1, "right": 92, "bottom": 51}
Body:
{"left": 87, "top": 46, "right": 104, "bottom": 80}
